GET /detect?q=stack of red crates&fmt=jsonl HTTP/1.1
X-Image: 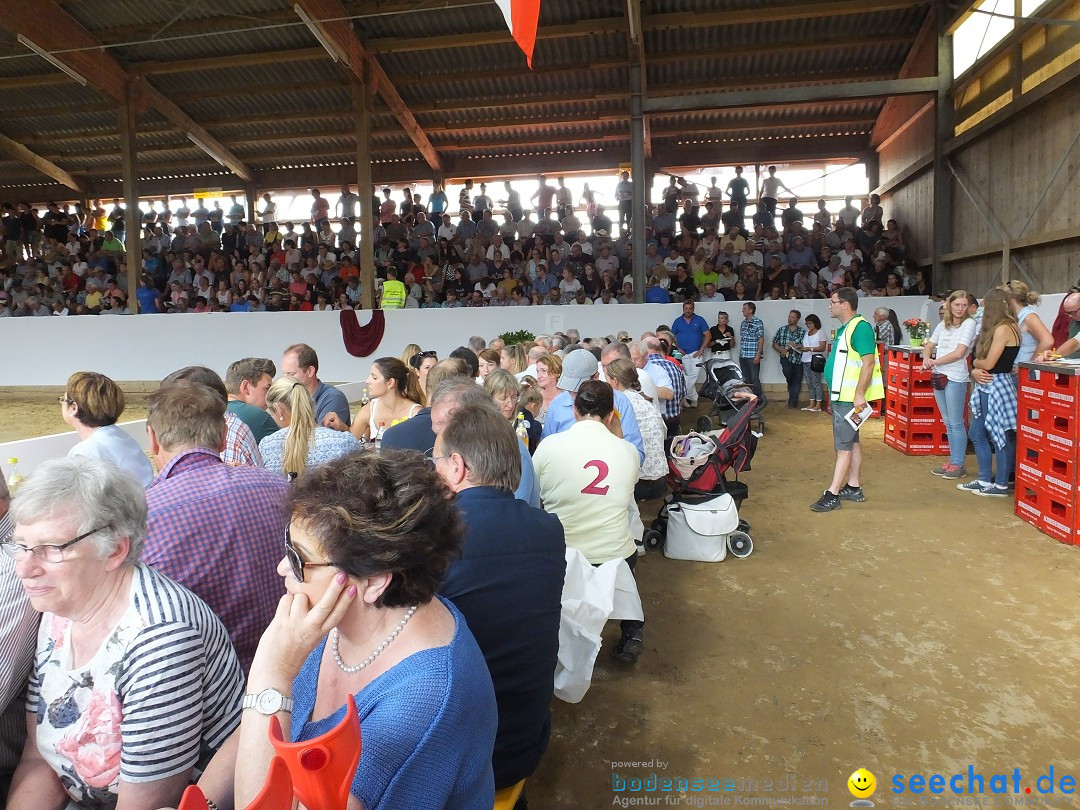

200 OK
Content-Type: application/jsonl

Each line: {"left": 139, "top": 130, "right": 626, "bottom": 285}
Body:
{"left": 882, "top": 346, "right": 949, "bottom": 455}
{"left": 1014, "top": 363, "right": 1080, "bottom": 545}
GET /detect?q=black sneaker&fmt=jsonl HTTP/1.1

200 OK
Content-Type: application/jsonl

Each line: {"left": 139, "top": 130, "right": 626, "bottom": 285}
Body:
{"left": 810, "top": 491, "right": 842, "bottom": 512}
{"left": 838, "top": 485, "right": 865, "bottom": 502}
{"left": 611, "top": 631, "right": 644, "bottom": 663}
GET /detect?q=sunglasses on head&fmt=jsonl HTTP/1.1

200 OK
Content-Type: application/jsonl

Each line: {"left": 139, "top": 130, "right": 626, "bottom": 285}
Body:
{"left": 409, "top": 350, "right": 438, "bottom": 369}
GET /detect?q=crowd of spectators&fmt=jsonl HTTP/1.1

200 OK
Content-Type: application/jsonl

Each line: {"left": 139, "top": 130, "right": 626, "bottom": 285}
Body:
{"left": 0, "top": 171, "right": 926, "bottom": 317}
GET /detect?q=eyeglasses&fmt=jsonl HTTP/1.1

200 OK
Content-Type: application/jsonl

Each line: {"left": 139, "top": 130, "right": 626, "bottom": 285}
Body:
{"left": 57, "top": 395, "right": 72, "bottom": 405}
{"left": 423, "top": 446, "right": 449, "bottom": 467}
{"left": 284, "top": 525, "right": 334, "bottom": 583}
{"left": 2, "top": 525, "right": 110, "bottom": 564}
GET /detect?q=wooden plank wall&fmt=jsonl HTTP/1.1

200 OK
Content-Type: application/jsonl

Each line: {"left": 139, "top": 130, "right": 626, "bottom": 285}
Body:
{"left": 878, "top": 110, "right": 935, "bottom": 265}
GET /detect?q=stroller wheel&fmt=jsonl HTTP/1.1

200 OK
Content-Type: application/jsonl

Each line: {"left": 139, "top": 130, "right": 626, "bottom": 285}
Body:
{"left": 727, "top": 530, "right": 753, "bottom": 558}
{"left": 643, "top": 529, "right": 664, "bottom": 551}
{"left": 737, "top": 518, "right": 751, "bottom": 533}
{"left": 695, "top": 415, "right": 714, "bottom": 433}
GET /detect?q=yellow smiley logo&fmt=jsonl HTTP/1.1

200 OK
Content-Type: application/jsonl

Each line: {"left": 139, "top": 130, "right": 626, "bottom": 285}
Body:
{"left": 848, "top": 768, "right": 877, "bottom": 798}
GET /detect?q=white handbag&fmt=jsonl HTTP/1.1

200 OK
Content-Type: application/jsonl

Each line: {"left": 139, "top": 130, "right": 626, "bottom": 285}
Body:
{"left": 664, "top": 494, "right": 739, "bottom": 562}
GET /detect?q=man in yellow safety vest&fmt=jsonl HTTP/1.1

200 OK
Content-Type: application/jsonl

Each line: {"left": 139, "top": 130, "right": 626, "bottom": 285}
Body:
{"left": 380, "top": 267, "right": 407, "bottom": 310}
{"left": 811, "top": 286, "right": 884, "bottom": 512}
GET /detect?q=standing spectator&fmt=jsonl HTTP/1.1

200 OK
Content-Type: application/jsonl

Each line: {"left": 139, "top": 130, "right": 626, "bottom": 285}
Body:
{"left": 958, "top": 289, "right": 1021, "bottom": 497}
{"left": 615, "top": 171, "right": 633, "bottom": 234}
{"left": 797, "top": 314, "right": 827, "bottom": 412}
{"left": 771, "top": 309, "right": 807, "bottom": 409}
{"left": 738, "top": 302, "right": 765, "bottom": 399}
{"left": 0, "top": 474, "right": 36, "bottom": 801}
{"left": 61, "top": 371, "right": 155, "bottom": 487}
{"left": 811, "top": 287, "right": 884, "bottom": 512}
{"left": 281, "top": 342, "right": 351, "bottom": 427}
{"left": 708, "top": 310, "right": 737, "bottom": 361}
{"left": 726, "top": 166, "right": 750, "bottom": 220}
{"left": 225, "top": 357, "right": 280, "bottom": 443}
{"left": 923, "top": 291, "right": 977, "bottom": 479}
{"left": 144, "top": 380, "right": 288, "bottom": 672}
{"left": 533, "top": 381, "right": 644, "bottom": 663}
{"left": 1002, "top": 280, "right": 1053, "bottom": 365}
{"left": 436, "top": 405, "right": 565, "bottom": 796}
{"left": 669, "top": 300, "right": 711, "bottom": 406}
{"left": 758, "top": 165, "right": 793, "bottom": 218}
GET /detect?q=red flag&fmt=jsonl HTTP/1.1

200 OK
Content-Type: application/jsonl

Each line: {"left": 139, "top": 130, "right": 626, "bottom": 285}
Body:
{"left": 494, "top": 0, "right": 541, "bottom": 68}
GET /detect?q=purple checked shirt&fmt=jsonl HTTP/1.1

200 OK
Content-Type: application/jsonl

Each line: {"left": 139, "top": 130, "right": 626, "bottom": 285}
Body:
{"left": 144, "top": 448, "right": 289, "bottom": 673}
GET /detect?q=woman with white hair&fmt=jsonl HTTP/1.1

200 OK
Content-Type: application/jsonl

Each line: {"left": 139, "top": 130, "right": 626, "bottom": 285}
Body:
{"left": 5, "top": 456, "right": 243, "bottom": 809}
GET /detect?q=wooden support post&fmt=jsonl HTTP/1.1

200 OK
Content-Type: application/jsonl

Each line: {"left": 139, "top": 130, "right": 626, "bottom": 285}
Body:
{"left": 119, "top": 79, "right": 140, "bottom": 313}
{"left": 630, "top": 64, "right": 647, "bottom": 303}
{"left": 245, "top": 183, "right": 257, "bottom": 226}
{"left": 353, "top": 72, "right": 376, "bottom": 311}
{"left": 931, "top": 2, "right": 954, "bottom": 291}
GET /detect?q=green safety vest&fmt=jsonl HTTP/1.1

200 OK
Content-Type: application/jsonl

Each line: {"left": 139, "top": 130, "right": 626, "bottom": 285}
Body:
{"left": 380, "top": 279, "right": 406, "bottom": 310}
{"left": 829, "top": 314, "right": 885, "bottom": 402}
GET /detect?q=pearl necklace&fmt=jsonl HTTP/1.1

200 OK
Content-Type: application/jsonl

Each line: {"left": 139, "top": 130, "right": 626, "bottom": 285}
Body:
{"left": 331, "top": 605, "right": 418, "bottom": 674}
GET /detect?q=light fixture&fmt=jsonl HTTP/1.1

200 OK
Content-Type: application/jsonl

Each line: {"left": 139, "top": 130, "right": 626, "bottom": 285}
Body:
{"left": 17, "top": 35, "right": 88, "bottom": 86}
{"left": 294, "top": 4, "right": 346, "bottom": 64}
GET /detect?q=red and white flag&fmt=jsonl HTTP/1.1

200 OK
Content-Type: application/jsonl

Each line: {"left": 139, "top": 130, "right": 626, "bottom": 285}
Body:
{"left": 493, "top": 0, "right": 541, "bottom": 68}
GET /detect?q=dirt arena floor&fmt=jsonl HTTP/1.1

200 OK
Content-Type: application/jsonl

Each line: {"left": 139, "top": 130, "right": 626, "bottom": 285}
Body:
{"left": 3, "top": 393, "right": 1079, "bottom": 809}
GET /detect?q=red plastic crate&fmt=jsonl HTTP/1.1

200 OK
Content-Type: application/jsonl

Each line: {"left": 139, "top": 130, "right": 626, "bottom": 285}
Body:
{"left": 887, "top": 347, "right": 925, "bottom": 368}
{"left": 1015, "top": 484, "right": 1042, "bottom": 529}
{"left": 1018, "top": 442, "right": 1078, "bottom": 501}
{"left": 883, "top": 419, "right": 945, "bottom": 455}
{"left": 888, "top": 396, "right": 941, "bottom": 423}
{"left": 1039, "top": 490, "right": 1078, "bottom": 545}
{"left": 1020, "top": 367, "right": 1080, "bottom": 401}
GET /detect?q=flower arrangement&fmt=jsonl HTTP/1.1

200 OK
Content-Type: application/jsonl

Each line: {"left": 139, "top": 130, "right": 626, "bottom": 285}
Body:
{"left": 903, "top": 318, "right": 930, "bottom": 341}
{"left": 498, "top": 329, "right": 536, "bottom": 345}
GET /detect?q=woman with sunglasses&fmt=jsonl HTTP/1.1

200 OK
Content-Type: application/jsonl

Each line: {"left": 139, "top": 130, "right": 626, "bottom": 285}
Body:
{"left": 61, "top": 371, "right": 154, "bottom": 488}
{"left": 196, "top": 451, "right": 497, "bottom": 809}
{"left": 6, "top": 457, "right": 243, "bottom": 810}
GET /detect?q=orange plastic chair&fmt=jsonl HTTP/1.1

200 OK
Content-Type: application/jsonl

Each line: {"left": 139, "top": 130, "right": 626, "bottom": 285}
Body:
{"left": 493, "top": 779, "right": 526, "bottom": 810}
{"left": 178, "top": 756, "right": 293, "bottom": 810}
{"left": 267, "top": 694, "right": 362, "bottom": 810}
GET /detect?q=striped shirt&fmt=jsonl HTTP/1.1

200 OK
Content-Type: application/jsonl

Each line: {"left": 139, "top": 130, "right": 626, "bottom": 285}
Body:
{"left": 739, "top": 316, "right": 765, "bottom": 359}
{"left": 222, "top": 411, "right": 263, "bottom": 467}
{"left": 27, "top": 564, "right": 242, "bottom": 806}
{"left": 645, "top": 354, "right": 686, "bottom": 421}
{"left": 145, "top": 448, "right": 289, "bottom": 672}
{"left": 0, "top": 512, "right": 38, "bottom": 777}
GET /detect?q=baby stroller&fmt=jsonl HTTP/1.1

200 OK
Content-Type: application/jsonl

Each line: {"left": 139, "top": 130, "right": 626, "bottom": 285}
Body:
{"left": 645, "top": 397, "right": 760, "bottom": 557}
{"left": 697, "top": 356, "right": 767, "bottom": 434}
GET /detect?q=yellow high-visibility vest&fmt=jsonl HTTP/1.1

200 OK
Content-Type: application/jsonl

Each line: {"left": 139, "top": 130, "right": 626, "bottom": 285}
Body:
{"left": 380, "top": 279, "right": 406, "bottom": 309}
{"left": 829, "top": 314, "right": 884, "bottom": 402}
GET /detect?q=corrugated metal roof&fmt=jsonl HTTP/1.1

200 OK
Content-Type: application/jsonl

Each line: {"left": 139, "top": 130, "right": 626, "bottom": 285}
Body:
{"left": 0, "top": 0, "right": 936, "bottom": 195}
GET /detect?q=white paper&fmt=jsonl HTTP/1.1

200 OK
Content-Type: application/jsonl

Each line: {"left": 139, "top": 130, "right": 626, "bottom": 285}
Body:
{"left": 553, "top": 548, "right": 644, "bottom": 703}
{"left": 844, "top": 403, "right": 875, "bottom": 431}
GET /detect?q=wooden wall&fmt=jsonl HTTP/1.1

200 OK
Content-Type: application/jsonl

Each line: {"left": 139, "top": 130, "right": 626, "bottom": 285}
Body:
{"left": 877, "top": 108, "right": 935, "bottom": 265}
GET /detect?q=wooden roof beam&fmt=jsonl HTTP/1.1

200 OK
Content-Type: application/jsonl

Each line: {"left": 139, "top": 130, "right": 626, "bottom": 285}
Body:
{"left": 0, "top": 132, "right": 85, "bottom": 192}
{"left": 130, "top": 48, "right": 327, "bottom": 76}
{"left": 871, "top": 6, "right": 939, "bottom": 146}
{"left": 0, "top": 1, "right": 255, "bottom": 183}
{"left": 293, "top": 0, "right": 443, "bottom": 173}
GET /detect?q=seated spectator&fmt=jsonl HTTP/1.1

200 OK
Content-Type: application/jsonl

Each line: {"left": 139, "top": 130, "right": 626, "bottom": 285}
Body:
{"left": 260, "top": 375, "right": 359, "bottom": 477}
{"left": 144, "top": 379, "right": 287, "bottom": 673}
{"left": 604, "top": 357, "right": 667, "bottom": 500}
{"left": 435, "top": 403, "right": 565, "bottom": 795}
{"left": 483, "top": 369, "right": 541, "bottom": 453}
{"left": 328, "top": 357, "right": 424, "bottom": 444}
{"left": 226, "top": 357, "right": 279, "bottom": 443}
{"left": 382, "top": 358, "right": 468, "bottom": 453}
{"left": 163, "top": 366, "right": 263, "bottom": 468}
{"left": 281, "top": 343, "right": 351, "bottom": 427}
{"left": 207, "top": 451, "right": 498, "bottom": 809}
{"left": 6, "top": 457, "right": 243, "bottom": 809}
{"left": 0, "top": 475, "right": 36, "bottom": 801}
{"left": 61, "top": 371, "right": 154, "bottom": 487}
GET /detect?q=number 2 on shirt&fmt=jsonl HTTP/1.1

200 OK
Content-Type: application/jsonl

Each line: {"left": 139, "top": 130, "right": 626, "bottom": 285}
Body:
{"left": 581, "top": 460, "right": 610, "bottom": 495}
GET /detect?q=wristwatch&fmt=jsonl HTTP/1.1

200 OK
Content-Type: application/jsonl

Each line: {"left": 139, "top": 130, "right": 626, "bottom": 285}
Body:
{"left": 242, "top": 688, "right": 293, "bottom": 715}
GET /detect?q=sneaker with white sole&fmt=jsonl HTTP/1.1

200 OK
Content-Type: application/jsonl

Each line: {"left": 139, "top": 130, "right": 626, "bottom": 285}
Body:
{"left": 957, "top": 480, "right": 991, "bottom": 493}
{"left": 941, "top": 465, "right": 967, "bottom": 480}
{"left": 810, "top": 491, "right": 842, "bottom": 512}
{"left": 930, "top": 463, "right": 950, "bottom": 476}
{"left": 975, "top": 484, "right": 1009, "bottom": 498}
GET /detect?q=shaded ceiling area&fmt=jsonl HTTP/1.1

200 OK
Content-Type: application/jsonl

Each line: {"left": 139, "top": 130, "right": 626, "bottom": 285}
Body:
{"left": 0, "top": 0, "right": 958, "bottom": 200}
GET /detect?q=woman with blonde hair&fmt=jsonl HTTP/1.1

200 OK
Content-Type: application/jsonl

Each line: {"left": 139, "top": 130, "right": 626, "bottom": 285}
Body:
{"left": 500, "top": 343, "right": 527, "bottom": 375}
{"left": 922, "top": 289, "right": 977, "bottom": 479}
{"left": 483, "top": 369, "right": 541, "bottom": 452}
{"left": 259, "top": 375, "right": 359, "bottom": 478}
{"left": 400, "top": 343, "right": 421, "bottom": 368}
{"left": 957, "top": 288, "right": 1020, "bottom": 497}
{"left": 1001, "top": 279, "right": 1052, "bottom": 364}
{"left": 532, "top": 353, "right": 564, "bottom": 425}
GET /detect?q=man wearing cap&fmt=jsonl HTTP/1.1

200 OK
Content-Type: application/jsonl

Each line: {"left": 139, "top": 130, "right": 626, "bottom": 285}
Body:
{"left": 540, "top": 349, "right": 644, "bottom": 464}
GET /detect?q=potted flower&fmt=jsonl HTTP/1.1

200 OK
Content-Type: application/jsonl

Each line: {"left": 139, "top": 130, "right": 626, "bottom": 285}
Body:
{"left": 903, "top": 318, "right": 930, "bottom": 347}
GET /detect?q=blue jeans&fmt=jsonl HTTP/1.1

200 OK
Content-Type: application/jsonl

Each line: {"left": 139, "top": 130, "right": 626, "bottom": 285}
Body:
{"left": 739, "top": 357, "right": 762, "bottom": 399}
{"left": 968, "top": 390, "right": 1015, "bottom": 486}
{"left": 933, "top": 379, "right": 969, "bottom": 467}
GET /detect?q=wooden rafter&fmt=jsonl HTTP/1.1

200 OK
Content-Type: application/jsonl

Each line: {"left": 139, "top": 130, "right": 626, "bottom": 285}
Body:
{"left": 0, "top": 132, "right": 84, "bottom": 192}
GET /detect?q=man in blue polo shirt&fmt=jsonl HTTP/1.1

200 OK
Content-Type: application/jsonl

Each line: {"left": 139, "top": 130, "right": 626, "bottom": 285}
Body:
{"left": 670, "top": 300, "right": 710, "bottom": 406}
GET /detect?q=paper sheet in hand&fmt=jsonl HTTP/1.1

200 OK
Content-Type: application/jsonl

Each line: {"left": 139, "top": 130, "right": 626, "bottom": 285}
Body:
{"left": 844, "top": 403, "right": 875, "bottom": 431}
{"left": 554, "top": 548, "right": 644, "bottom": 703}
